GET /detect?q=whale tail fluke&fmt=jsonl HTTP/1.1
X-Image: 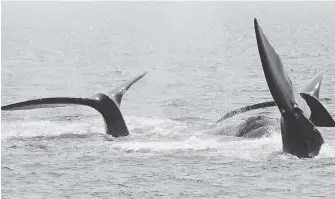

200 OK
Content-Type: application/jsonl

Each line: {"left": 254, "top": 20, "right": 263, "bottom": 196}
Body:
{"left": 108, "top": 72, "right": 147, "bottom": 106}
{"left": 254, "top": 18, "right": 326, "bottom": 158}
{"left": 1, "top": 72, "right": 147, "bottom": 111}
{"left": 1, "top": 72, "right": 148, "bottom": 137}
{"left": 216, "top": 71, "right": 331, "bottom": 124}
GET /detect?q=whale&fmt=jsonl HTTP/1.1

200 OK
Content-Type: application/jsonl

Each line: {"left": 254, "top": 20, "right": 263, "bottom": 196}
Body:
{"left": 1, "top": 72, "right": 147, "bottom": 137}
{"left": 233, "top": 115, "right": 278, "bottom": 138}
{"left": 213, "top": 71, "right": 330, "bottom": 138}
{"left": 216, "top": 71, "right": 327, "bottom": 123}
{"left": 254, "top": 18, "right": 335, "bottom": 158}
{"left": 208, "top": 115, "right": 278, "bottom": 138}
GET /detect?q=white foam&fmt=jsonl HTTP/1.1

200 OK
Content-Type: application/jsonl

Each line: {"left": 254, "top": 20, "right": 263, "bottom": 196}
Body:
{"left": 126, "top": 116, "right": 188, "bottom": 130}
{"left": 124, "top": 116, "right": 191, "bottom": 139}
{"left": 1, "top": 118, "right": 105, "bottom": 139}
{"left": 109, "top": 136, "right": 219, "bottom": 152}
{"left": 213, "top": 132, "right": 283, "bottom": 160}
{"left": 109, "top": 131, "right": 284, "bottom": 161}
{"left": 3, "top": 115, "right": 333, "bottom": 161}
{"left": 316, "top": 143, "right": 335, "bottom": 158}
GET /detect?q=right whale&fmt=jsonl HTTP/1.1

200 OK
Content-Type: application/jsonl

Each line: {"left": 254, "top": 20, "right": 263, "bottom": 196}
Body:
{"left": 214, "top": 71, "right": 330, "bottom": 139}
{"left": 253, "top": 18, "right": 335, "bottom": 158}
{"left": 1, "top": 72, "right": 147, "bottom": 138}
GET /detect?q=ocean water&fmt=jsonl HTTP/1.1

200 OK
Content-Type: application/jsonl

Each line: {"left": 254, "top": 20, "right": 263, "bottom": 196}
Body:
{"left": 1, "top": 2, "right": 335, "bottom": 198}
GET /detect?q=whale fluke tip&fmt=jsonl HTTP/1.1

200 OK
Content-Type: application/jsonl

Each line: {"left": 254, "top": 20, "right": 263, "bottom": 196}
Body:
{"left": 254, "top": 18, "right": 258, "bottom": 26}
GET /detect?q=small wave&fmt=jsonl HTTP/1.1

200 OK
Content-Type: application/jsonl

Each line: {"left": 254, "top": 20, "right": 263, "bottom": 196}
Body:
{"left": 1, "top": 166, "right": 13, "bottom": 171}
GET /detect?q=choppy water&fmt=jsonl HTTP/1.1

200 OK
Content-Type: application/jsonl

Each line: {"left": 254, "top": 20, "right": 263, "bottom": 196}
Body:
{"left": 2, "top": 2, "right": 335, "bottom": 198}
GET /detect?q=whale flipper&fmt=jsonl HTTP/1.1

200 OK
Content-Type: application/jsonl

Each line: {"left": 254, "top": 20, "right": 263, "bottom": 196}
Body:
{"left": 254, "top": 18, "right": 324, "bottom": 158}
{"left": 1, "top": 72, "right": 147, "bottom": 137}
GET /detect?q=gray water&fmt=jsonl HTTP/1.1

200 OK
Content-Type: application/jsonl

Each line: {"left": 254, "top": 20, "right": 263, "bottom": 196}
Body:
{"left": 2, "top": 2, "right": 335, "bottom": 199}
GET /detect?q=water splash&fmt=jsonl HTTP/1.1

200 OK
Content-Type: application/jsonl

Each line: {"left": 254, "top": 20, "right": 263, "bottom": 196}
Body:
{"left": 2, "top": 115, "right": 334, "bottom": 160}
{"left": 317, "top": 143, "right": 335, "bottom": 158}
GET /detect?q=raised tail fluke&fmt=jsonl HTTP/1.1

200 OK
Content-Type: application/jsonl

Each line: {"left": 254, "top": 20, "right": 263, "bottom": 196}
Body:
{"left": 2, "top": 72, "right": 148, "bottom": 137}
{"left": 215, "top": 71, "right": 328, "bottom": 124}
{"left": 216, "top": 101, "right": 276, "bottom": 123}
{"left": 254, "top": 18, "right": 325, "bottom": 158}
{"left": 1, "top": 72, "right": 148, "bottom": 112}
{"left": 109, "top": 72, "right": 147, "bottom": 106}
{"left": 1, "top": 94, "right": 129, "bottom": 137}
{"left": 216, "top": 71, "right": 329, "bottom": 123}
{"left": 254, "top": 18, "right": 310, "bottom": 116}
